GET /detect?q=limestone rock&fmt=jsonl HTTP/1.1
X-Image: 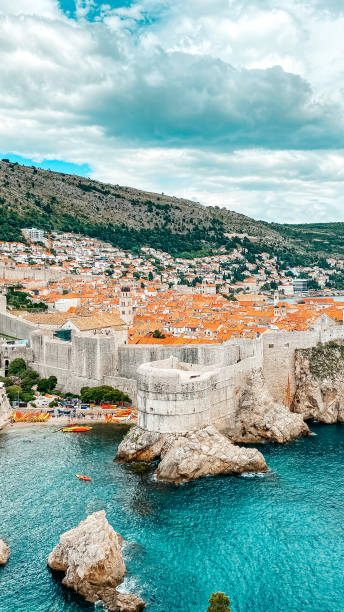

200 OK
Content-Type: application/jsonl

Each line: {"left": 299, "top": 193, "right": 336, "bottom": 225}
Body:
{"left": 156, "top": 426, "right": 267, "bottom": 483}
{"left": 47, "top": 511, "right": 145, "bottom": 612}
{"left": 116, "top": 426, "right": 168, "bottom": 462}
{"left": 0, "top": 539, "right": 10, "bottom": 565}
{"left": 116, "top": 425, "right": 267, "bottom": 483}
{"left": 102, "top": 590, "right": 146, "bottom": 612}
{"left": 292, "top": 345, "right": 344, "bottom": 423}
{"left": 234, "top": 369, "right": 309, "bottom": 443}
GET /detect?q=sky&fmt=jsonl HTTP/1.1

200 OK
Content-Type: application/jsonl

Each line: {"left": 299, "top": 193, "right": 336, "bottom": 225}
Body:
{"left": 1, "top": 1, "right": 344, "bottom": 223}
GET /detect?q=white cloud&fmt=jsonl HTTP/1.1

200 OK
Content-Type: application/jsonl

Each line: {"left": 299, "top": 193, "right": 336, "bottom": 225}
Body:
{"left": 0, "top": 0, "right": 344, "bottom": 222}
{"left": 0, "top": 0, "right": 60, "bottom": 17}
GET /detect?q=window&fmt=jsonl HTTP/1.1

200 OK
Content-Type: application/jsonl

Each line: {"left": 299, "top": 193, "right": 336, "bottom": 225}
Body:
{"left": 269, "top": 343, "right": 274, "bottom": 348}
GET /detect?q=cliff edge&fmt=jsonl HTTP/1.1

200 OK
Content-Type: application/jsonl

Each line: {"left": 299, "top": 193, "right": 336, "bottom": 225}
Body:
{"left": 234, "top": 369, "right": 310, "bottom": 443}
{"left": 292, "top": 342, "right": 344, "bottom": 423}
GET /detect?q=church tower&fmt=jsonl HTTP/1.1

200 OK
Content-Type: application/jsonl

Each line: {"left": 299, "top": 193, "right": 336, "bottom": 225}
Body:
{"left": 273, "top": 290, "right": 279, "bottom": 307}
{"left": 119, "top": 286, "right": 134, "bottom": 326}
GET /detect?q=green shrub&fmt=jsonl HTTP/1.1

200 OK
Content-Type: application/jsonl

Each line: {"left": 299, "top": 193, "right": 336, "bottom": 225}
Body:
{"left": 207, "top": 592, "right": 231, "bottom": 612}
{"left": 8, "top": 358, "right": 27, "bottom": 376}
{"left": 37, "top": 376, "right": 57, "bottom": 393}
{"left": 80, "top": 385, "right": 131, "bottom": 405}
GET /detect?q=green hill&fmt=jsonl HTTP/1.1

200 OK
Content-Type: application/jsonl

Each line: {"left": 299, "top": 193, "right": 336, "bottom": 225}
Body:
{"left": 0, "top": 159, "right": 341, "bottom": 262}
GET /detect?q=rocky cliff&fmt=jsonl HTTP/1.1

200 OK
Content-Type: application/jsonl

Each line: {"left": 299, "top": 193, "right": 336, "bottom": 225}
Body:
{"left": 234, "top": 369, "right": 310, "bottom": 443}
{"left": 292, "top": 342, "right": 344, "bottom": 423}
{"left": 47, "top": 511, "right": 145, "bottom": 612}
{"left": 116, "top": 425, "right": 267, "bottom": 483}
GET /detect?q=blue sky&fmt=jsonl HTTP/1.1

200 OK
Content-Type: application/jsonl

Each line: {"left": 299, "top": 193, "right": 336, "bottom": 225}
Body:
{"left": 1, "top": 0, "right": 344, "bottom": 223}
{"left": 58, "top": 1, "right": 133, "bottom": 19}
{"left": 0, "top": 153, "right": 90, "bottom": 176}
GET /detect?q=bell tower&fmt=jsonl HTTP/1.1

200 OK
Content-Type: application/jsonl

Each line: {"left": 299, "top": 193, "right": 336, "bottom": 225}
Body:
{"left": 119, "top": 286, "right": 134, "bottom": 326}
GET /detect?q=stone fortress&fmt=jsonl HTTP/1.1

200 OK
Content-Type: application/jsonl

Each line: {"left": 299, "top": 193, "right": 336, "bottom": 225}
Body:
{"left": 1, "top": 288, "right": 344, "bottom": 440}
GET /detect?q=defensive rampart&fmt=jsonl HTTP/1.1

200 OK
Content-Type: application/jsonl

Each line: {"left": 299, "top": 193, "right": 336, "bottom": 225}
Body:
{"left": 0, "top": 312, "right": 38, "bottom": 340}
{"left": 135, "top": 323, "right": 344, "bottom": 434}
{"left": 137, "top": 353, "right": 261, "bottom": 433}
{"left": 1, "top": 308, "right": 344, "bottom": 420}
{"left": 0, "top": 265, "right": 68, "bottom": 282}
{"left": 118, "top": 342, "right": 242, "bottom": 380}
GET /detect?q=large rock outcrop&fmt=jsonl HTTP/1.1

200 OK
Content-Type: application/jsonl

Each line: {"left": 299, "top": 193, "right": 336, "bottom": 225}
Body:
{"left": 292, "top": 343, "right": 344, "bottom": 423}
{"left": 234, "top": 369, "right": 310, "bottom": 443}
{"left": 116, "top": 428, "right": 168, "bottom": 462}
{"left": 47, "top": 511, "right": 145, "bottom": 612}
{"left": 116, "top": 425, "right": 267, "bottom": 483}
{"left": 0, "top": 539, "right": 10, "bottom": 565}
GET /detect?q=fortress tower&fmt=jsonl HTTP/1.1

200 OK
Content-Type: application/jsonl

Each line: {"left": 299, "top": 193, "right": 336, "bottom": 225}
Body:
{"left": 119, "top": 286, "right": 134, "bottom": 326}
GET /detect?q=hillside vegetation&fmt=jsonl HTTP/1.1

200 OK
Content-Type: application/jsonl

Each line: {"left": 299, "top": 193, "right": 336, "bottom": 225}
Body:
{"left": 0, "top": 159, "right": 341, "bottom": 261}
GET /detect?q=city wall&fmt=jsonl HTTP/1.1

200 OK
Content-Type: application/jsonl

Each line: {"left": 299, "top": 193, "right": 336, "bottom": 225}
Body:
{"left": 0, "top": 265, "right": 68, "bottom": 282}
{"left": 29, "top": 329, "right": 130, "bottom": 396}
{"left": 137, "top": 353, "right": 261, "bottom": 434}
{"left": 0, "top": 312, "right": 38, "bottom": 340}
{"left": 2, "top": 309, "right": 344, "bottom": 423}
{"left": 117, "top": 342, "right": 241, "bottom": 380}
{"left": 135, "top": 324, "right": 344, "bottom": 434}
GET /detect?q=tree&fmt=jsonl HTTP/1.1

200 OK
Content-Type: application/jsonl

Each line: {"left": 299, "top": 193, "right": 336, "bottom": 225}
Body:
{"left": 21, "top": 369, "right": 40, "bottom": 391}
{"left": 207, "top": 592, "right": 231, "bottom": 612}
{"left": 6, "top": 385, "right": 22, "bottom": 402}
{"left": 148, "top": 271, "right": 154, "bottom": 281}
{"left": 8, "top": 358, "right": 27, "bottom": 377}
{"left": 37, "top": 376, "right": 57, "bottom": 393}
{"left": 152, "top": 329, "right": 165, "bottom": 339}
{"left": 80, "top": 385, "right": 131, "bottom": 405}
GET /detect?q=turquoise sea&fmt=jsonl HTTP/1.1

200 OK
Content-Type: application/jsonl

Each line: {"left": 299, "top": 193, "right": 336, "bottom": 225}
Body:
{"left": 0, "top": 423, "right": 343, "bottom": 612}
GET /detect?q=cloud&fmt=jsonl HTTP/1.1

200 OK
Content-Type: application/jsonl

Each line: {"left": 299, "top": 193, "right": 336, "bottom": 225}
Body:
{"left": 0, "top": 0, "right": 344, "bottom": 222}
{"left": 0, "top": 0, "right": 60, "bottom": 17}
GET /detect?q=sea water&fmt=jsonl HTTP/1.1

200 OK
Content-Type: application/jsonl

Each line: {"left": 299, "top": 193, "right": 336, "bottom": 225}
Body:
{"left": 0, "top": 423, "right": 343, "bottom": 612}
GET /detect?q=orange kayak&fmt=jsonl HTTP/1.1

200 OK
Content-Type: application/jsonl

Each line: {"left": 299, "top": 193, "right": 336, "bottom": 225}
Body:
{"left": 62, "top": 426, "right": 92, "bottom": 433}
{"left": 76, "top": 474, "right": 91, "bottom": 481}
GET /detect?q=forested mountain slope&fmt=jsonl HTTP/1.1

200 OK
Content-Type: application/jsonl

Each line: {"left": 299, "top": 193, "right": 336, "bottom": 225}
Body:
{"left": 0, "top": 159, "right": 341, "bottom": 262}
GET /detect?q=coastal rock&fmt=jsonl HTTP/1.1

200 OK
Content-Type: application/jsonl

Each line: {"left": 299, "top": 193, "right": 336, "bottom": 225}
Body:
{"left": 116, "top": 425, "right": 267, "bottom": 483}
{"left": 102, "top": 591, "right": 147, "bottom": 612}
{"left": 156, "top": 426, "right": 267, "bottom": 483}
{"left": 234, "top": 369, "right": 310, "bottom": 443}
{"left": 0, "top": 539, "right": 10, "bottom": 565}
{"left": 292, "top": 344, "right": 344, "bottom": 423}
{"left": 47, "top": 511, "right": 145, "bottom": 612}
{"left": 116, "top": 426, "right": 170, "bottom": 462}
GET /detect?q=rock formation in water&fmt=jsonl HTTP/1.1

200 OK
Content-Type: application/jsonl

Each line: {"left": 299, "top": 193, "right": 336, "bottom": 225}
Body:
{"left": 234, "top": 369, "right": 310, "bottom": 443}
{"left": 47, "top": 511, "right": 145, "bottom": 612}
{"left": 292, "top": 342, "right": 344, "bottom": 423}
{"left": 116, "top": 425, "right": 267, "bottom": 483}
{"left": 116, "top": 428, "right": 168, "bottom": 462}
{"left": 0, "top": 539, "right": 10, "bottom": 565}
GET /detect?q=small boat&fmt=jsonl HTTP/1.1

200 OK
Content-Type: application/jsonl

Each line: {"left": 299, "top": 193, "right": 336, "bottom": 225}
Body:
{"left": 76, "top": 474, "right": 91, "bottom": 482}
{"left": 62, "top": 426, "right": 92, "bottom": 433}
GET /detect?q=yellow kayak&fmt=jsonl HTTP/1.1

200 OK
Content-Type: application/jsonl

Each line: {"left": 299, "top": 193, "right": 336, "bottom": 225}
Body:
{"left": 62, "top": 426, "right": 92, "bottom": 433}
